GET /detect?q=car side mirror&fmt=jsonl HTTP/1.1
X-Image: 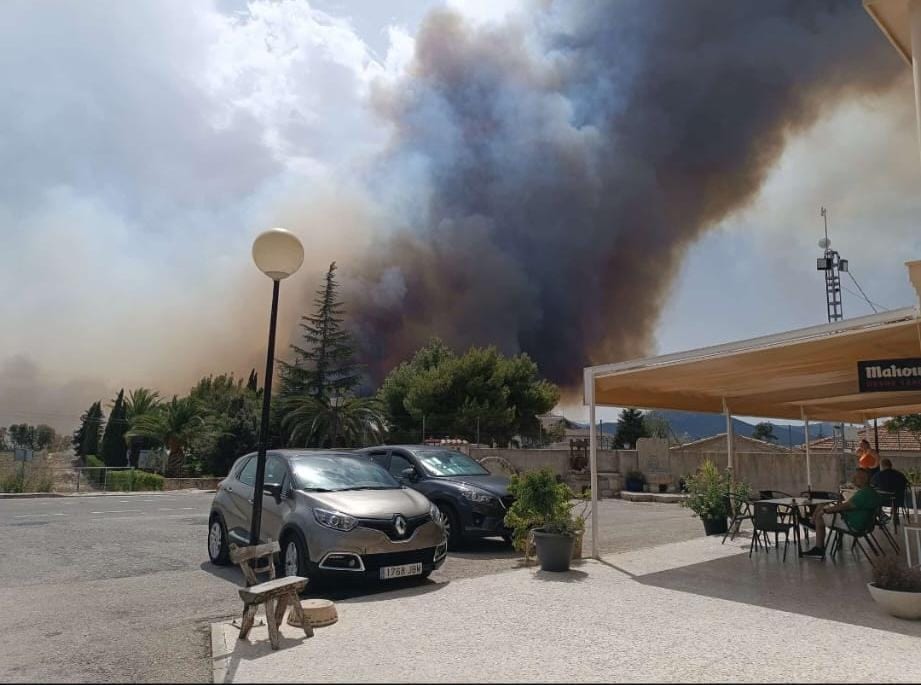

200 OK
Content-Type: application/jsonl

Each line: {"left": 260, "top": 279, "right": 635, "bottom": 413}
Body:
{"left": 263, "top": 483, "right": 283, "bottom": 501}
{"left": 401, "top": 466, "right": 419, "bottom": 482}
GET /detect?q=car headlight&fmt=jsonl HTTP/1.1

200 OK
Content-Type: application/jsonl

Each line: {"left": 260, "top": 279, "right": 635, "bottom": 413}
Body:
{"left": 313, "top": 508, "right": 358, "bottom": 532}
{"left": 459, "top": 487, "right": 494, "bottom": 504}
{"left": 430, "top": 502, "right": 441, "bottom": 523}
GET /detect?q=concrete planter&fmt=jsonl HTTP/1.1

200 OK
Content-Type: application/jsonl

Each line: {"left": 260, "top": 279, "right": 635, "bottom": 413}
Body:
{"left": 532, "top": 528, "right": 574, "bottom": 572}
{"left": 867, "top": 583, "right": 921, "bottom": 619}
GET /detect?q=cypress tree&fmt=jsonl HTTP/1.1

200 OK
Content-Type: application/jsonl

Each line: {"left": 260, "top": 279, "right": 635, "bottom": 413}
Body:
{"left": 246, "top": 369, "right": 258, "bottom": 393}
{"left": 614, "top": 408, "right": 650, "bottom": 449}
{"left": 79, "top": 401, "right": 105, "bottom": 458}
{"left": 100, "top": 390, "right": 129, "bottom": 466}
{"left": 280, "top": 262, "right": 361, "bottom": 401}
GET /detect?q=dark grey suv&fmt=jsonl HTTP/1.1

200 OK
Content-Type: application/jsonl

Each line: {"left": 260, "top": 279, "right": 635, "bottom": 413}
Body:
{"left": 357, "top": 446, "right": 513, "bottom": 548}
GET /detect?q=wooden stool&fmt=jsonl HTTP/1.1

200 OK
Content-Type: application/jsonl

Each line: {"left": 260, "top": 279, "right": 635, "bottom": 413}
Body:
{"left": 230, "top": 541, "right": 311, "bottom": 649}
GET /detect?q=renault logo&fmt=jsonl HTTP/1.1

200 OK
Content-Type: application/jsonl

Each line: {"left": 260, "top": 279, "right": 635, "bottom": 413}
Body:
{"left": 394, "top": 515, "right": 407, "bottom": 537}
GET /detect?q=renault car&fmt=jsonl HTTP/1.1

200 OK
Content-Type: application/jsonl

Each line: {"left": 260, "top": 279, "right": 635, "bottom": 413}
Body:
{"left": 207, "top": 450, "right": 447, "bottom": 582}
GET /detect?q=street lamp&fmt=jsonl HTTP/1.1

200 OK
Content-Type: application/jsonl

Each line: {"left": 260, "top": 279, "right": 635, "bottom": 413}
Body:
{"left": 249, "top": 228, "right": 304, "bottom": 545}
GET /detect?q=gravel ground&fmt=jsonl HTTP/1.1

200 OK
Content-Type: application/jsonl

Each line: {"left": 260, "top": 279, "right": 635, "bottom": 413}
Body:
{"left": 0, "top": 492, "right": 701, "bottom": 682}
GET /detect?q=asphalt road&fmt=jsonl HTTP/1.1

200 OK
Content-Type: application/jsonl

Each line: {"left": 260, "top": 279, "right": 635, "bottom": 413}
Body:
{"left": 0, "top": 492, "right": 701, "bottom": 683}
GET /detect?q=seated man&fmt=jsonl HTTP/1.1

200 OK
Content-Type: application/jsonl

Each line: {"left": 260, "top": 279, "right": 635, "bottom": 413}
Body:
{"left": 872, "top": 458, "right": 908, "bottom": 521}
{"left": 802, "top": 468, "right": 880, "bottom": 558}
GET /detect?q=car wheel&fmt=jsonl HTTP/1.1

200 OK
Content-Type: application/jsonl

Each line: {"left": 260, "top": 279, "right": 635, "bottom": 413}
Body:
{"left": 437, "top": 503, "right": 462, "bottom": 549}
{"left": 208, "top": 514, "right": 230, "bottom": 566}
{"left": 281, "top": 530, "right": 309, "bottom": 579}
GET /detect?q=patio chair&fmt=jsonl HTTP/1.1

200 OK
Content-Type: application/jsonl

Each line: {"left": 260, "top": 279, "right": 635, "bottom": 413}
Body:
{"left": 827, "top": 513, "right": 880, "bottom": 567}
{"left": 872, "top": 501, "right": 900, "bottom": 554}
{"left": 749, "top": 502, "right": 795, "bottom": 562}
{"left": 800, "top": 490, "right": 841, "bottom": 501}
{"left": 758, "top": 490, "right": 792, "bottom": 500}
{"left": 722, "top": 493, "right": 753, "bottom": 544}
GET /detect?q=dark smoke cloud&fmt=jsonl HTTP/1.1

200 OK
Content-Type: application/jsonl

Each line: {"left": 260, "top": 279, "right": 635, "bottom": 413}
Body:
{"left": 344, "top": 0, "right": 902, "bottom": 387}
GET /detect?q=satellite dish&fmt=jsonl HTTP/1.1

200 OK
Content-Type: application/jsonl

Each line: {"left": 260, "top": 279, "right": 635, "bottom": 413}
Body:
{"left": 818, "top": 237, "right": 831, "bottom": 249}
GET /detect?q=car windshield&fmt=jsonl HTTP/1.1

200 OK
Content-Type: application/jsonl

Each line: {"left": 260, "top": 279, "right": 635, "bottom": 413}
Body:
{"left": 290, "top": 455, "right": 400, "bottom": 491}
{"left": 414, "top": 449, "right": 489, "bottom": 477}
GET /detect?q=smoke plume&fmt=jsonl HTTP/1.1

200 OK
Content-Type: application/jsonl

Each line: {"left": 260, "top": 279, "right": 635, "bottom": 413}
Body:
{"left": 344, "top": 0, "right": 902, "bottom": 386}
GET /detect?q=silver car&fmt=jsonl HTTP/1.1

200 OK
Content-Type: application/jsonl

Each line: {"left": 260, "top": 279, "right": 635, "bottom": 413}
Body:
{"left": 208, "top": 450, "right": 447, "bottom": 582}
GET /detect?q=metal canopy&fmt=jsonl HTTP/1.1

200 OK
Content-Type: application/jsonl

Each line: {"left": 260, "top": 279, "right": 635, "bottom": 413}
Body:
{"left": 585, "top": 305, "right": 921, "bottom": 423}
{"left": 865, "top": 0, "right": 913, "bottom": 65}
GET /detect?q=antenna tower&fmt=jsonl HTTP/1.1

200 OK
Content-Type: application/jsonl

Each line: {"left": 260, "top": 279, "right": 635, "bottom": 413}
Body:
{"left": 816, "top": 207, "right": 848, "bottom": 323}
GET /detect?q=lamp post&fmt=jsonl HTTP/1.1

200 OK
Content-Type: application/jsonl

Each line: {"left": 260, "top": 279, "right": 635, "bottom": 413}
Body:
{"left": 249, "top": 228, "right": 304, "bottom": 545}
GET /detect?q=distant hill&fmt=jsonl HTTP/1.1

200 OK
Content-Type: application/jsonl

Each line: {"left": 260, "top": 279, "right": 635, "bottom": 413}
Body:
{"left": 578, "top": 410, "right": 836, "bottom": 448}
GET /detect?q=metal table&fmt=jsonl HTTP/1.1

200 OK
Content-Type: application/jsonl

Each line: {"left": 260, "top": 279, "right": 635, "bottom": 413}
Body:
{"left": 756, "top": 497, "right": 837, "bottom": 556}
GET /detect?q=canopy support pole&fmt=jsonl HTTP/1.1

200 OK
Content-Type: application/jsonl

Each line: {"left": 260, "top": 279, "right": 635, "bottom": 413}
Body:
{"left": 722, "top": 399, "right": 734, "bottom": 474}
{"left": 802, "top": 408, "right": 812, "bottom": 490}
{"left": 585, "top": 369, "right": 599, "bottom": 560}
{"left": 723, "top": 399, "right": 735, "bottom": 515}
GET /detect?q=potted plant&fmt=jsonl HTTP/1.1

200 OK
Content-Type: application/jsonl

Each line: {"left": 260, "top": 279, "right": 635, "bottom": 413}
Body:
{"left": 505, "top": 469, "right": 581, "bottom": 572}
{"left": 867, "top": 555, "right": 921, "bottom": 619}
{"left": 624, "top": 470, "right": 646, "bottom": 492}
{"left": 680, "top": 459, "right": 729, "bottom": 535}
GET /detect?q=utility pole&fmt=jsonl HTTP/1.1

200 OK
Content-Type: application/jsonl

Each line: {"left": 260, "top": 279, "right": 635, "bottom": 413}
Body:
{"left": 476, "top": 417, "right": 480, "bottom": 446}
{"left": 422, "top": 415, "right": 426, "bottom": 444}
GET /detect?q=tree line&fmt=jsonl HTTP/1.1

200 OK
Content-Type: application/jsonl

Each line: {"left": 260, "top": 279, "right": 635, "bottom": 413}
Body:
{"left": 0, "top": 424, "right": 66, "bottom": 452}
{"left": 71, "top": 262, "right": 560, "bottom": 477}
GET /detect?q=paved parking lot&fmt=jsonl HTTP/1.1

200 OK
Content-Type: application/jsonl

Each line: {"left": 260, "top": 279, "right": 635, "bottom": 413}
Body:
{"left": 0, "top": 492, "right": 702, "bottom": 682}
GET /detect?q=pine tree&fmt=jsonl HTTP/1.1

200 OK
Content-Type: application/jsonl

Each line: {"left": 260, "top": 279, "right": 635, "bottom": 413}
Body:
{"left": 76, "top": 401, "right": 105, "bottom": 458}
{"left": 280, "top": 262, "right": 361, "bottom": 401}
{"left": 100, "top": 390, "right": 129, "bottom": 466}
{"left": 614, "top": 408, "right": 649, "bottom": 449}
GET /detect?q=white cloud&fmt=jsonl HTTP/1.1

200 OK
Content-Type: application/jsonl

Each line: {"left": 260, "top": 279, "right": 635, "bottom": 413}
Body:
{"left": 0, "top": 0, "right": 413, "bottom": 426}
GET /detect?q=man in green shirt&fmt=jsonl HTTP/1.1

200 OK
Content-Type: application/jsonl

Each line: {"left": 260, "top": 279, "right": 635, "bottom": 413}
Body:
{"left": 802, "top": 468, "right": 881, "bottom": 558}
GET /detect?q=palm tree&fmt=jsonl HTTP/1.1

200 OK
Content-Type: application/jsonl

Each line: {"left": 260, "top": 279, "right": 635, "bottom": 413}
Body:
{"left": 281, "top": 395, "right": 385, "bottom": 448}
{"left": 127, "top": 396, "right": 206, "bottom": 477}
{"left": 125, "top": 388, "right": 161, "bottom": 466}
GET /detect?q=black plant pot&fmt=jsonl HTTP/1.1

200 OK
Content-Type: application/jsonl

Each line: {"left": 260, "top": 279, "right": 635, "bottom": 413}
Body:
{"left": 532, "top": 528, "right": 575, "bottom": 572}
{"left": 625, "top": 478, "right": 644, "bottom": 492}
{"left": 702, "top": 517, "right": 728, "bottom": 536}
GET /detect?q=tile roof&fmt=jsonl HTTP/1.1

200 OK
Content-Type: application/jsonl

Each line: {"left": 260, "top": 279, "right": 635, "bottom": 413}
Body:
{"left": 809, "top": 427, "right": 921, "bottom": 452}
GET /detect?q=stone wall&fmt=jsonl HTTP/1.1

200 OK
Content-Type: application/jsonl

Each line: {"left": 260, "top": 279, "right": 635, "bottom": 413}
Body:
{"left": 465, "top": 444, "right": 921, "bottom": 497}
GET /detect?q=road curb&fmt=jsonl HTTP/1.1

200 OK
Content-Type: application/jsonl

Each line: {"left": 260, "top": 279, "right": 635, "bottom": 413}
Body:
{"left": 211, "top": 622, "right": 229, "bottom": 684}
{"left": 0, "top": 489, "right": 216, "bottom": 499}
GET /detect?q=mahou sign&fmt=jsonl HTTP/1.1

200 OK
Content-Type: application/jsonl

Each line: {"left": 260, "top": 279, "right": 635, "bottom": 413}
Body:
{"left": 858, "top": 358, "right": 921, "bottom": 392}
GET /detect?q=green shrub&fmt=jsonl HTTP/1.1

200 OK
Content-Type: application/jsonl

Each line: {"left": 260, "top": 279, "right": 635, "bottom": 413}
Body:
{"left": 0, "top": 471, "right": 23, "bottom": 493}
{"left": 83, "top": 455, "right": 106, "bottom": 487}
{"left": 681, "top": 459, "right": 729, "bottom": 520}
{"left": 107, "top": 470, "right": 164, "bottom": 492}
{"left": 504, "top": 469, "right": 584, "bottom": 551}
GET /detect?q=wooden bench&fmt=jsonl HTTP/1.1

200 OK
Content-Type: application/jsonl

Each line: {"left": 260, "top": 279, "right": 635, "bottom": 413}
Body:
{"left": 229, "top": 541, "right": 311, "bottom": 649}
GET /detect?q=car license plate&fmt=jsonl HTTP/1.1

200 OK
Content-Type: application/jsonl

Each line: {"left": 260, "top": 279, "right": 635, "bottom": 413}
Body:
{"left": 380, "top": 562, "right": 423, "bottom": 579}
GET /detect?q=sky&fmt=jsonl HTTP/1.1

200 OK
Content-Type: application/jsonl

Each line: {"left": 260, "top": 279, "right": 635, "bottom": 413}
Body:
{"left": 2, "top": 0, "right": 920, "bottom": 432}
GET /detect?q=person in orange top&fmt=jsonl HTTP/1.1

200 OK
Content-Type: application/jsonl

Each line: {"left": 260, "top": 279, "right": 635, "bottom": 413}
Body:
{"left": 856, "top": 439, "right": 879, "bottom": 471}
